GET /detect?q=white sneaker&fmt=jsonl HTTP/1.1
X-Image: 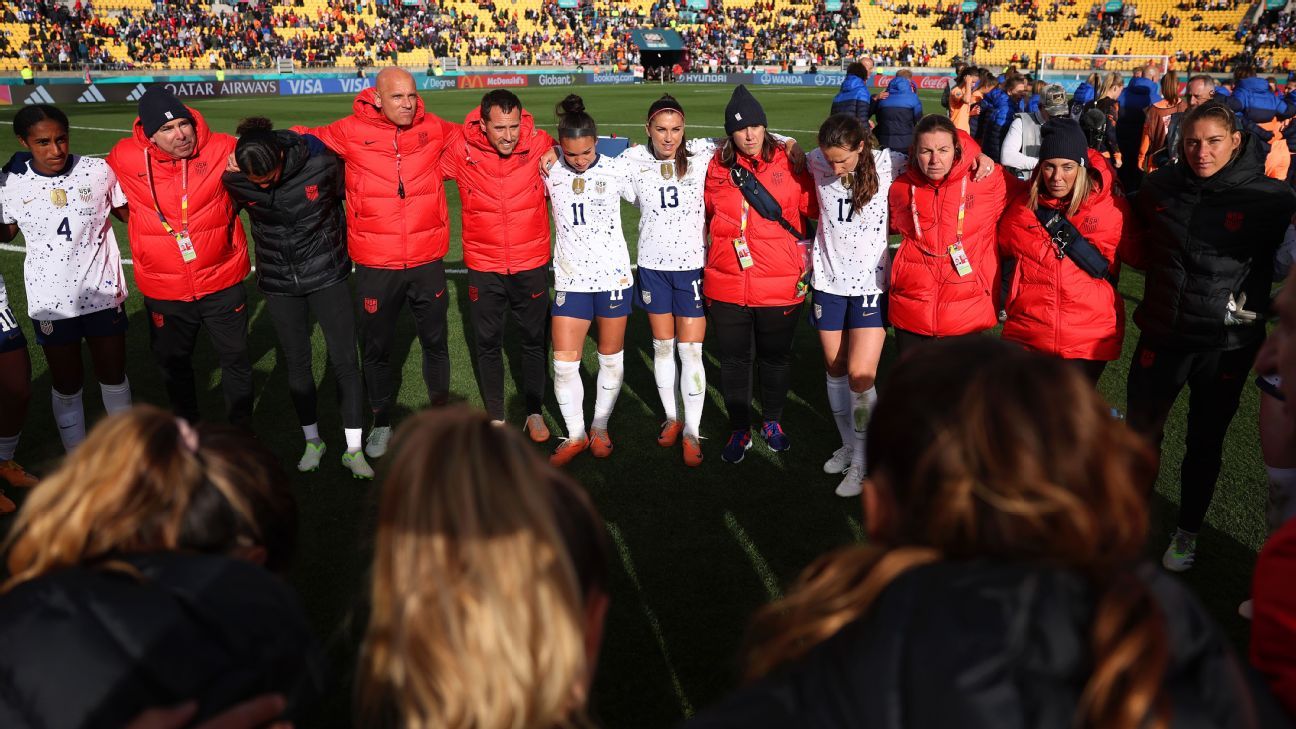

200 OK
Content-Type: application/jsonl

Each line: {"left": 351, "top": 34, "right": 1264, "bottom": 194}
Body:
{"left": 297, "top": 441, "right": 326, "bottom": 473}
{"left": 342, "top": 450, "right": 375, "bottom": 480}
{"left": 365, "top": 426, "right": 392, "bottom": 459}
{"left": 1239, "top": 598, "right": 1253, "bottom": 620}
{"left": 1161, "top": 529, "right": 1197, "bottom": 572}
{"left": 835, "top": 465, "right": 864, "bottom": 498}
{"left": 823, "top": 445, "right": 851, "bottom": 474}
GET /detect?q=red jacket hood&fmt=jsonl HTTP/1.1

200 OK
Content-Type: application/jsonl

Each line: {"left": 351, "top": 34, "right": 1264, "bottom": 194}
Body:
{"left": 130, "top": 106, "right": 214, "bottom": 161}
{"left": 460, "top": 106, "right": 541, "bottom": 156}
{"left": 901, "top": 129, "right": 981, "bottom": 188}
{"left": 351, "top": 86, "right": 426, "bottom": 129}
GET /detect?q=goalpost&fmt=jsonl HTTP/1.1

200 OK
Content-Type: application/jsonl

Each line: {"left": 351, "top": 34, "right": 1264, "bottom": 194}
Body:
{"left": 1039, "top": 53, "right": 1169, "bottom": 91}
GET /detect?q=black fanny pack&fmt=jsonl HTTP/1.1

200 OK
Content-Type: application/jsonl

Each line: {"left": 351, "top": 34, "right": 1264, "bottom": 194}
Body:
{"left": 1034, "top": 207, "right": 1117, "bottom": 286}
{"left": 729, "top": 163, "right": 807, "bottom": 241}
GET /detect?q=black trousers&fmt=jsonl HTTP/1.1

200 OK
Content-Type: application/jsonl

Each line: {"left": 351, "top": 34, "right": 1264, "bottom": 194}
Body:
{"left": 144, "top": 283, "right": 252, "bottom": 426}
{"left": 707, "top": 300, "right": 800, "bottom": 430}
{"left": 467, "top": 266, "right": 549, "bottom": 420}
{"left": 1126, "top": 336, "right": 1262, "bottom": 533}
{"left": 354, "top": 261, "right": 450, "bottom": 417}
{"left": 892, "top": 327, "right": 985, "bottom": 359}
{"left": 263, "top": 280, "right": 364, "bottom": 430}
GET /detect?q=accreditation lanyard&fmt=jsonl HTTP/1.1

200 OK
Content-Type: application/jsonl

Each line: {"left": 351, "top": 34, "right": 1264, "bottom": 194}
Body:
{"left": 732, "top": 198, "right": 754, "bottom": 270}
{"left": 145, "top": 149, "right": 196, "bottom": 263}
{"left": 910, "top": 176, "right": 972, "bottom": 276}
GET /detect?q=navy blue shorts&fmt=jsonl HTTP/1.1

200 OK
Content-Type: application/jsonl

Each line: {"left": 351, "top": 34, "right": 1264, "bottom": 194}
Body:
{"left": 635, "top": 267, "right": 705, "bottom": 318}
{"left": 0, "top": 304, "right": 25, "bottom": 354}
{"left": 33, "top": 305, "right": 128, "bottom": 346}
{"left": 552, "top": 286, "right": 634, "bottom": 321}
{"left": 808, "top": 290, "right": 888, "bottom": 331}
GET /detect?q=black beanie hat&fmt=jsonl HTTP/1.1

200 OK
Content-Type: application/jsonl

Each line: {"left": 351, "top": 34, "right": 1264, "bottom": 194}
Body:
{"left": 1038, "top": 117, "right": 1088, "bottom": 166}
{"left": 138, "top": 86, "right": 193, "bottom": 138}
{"left": 724, "top": 85, "right": 767, "bottom": 135}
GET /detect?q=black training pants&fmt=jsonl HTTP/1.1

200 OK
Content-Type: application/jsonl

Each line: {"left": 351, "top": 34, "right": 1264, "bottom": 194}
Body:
{"left": 144, "top": 283, "right": 253, "bottom": 426}
{"left": 263, "top": 280, "right": 364, "bottom": 430}
{"left": 467, "top": 266, "right": 549, "bottom": 420}
{"left": 707, "top": 299, "right": 801, "bottom": 430}
{"left": 354, "top": 261, "right": 450, "bottom": 417}
{"left": 1125, "top": 336, "right": 1262, "bottom": 533}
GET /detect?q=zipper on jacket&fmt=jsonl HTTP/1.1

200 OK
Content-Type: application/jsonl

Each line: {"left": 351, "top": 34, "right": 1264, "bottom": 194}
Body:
{"left": 395, "top": 128, "right": 409, "bottom": 269}
{"left": 501, "top": 154, "right": 512, "bottom": 274}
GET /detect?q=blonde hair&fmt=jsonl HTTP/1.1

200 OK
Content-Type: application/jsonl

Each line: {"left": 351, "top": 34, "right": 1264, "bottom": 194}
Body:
{"left": 1027, "top": 162, "right": 1095, "bottom": 217}
{"left": 1098, "top": 72, "right": 1124, "bottom": 99}
{"left": 358, "top": 407, "right": 609, "bottom": 729}
{"left": 2, "top": 406, "right": 284, "bottom": 592}
{"left": 744, "top": 339, "right": 1171, "bottom": 729}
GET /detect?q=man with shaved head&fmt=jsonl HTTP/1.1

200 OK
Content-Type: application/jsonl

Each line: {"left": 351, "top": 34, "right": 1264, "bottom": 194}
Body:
{"left": 297, "top": 67, "right": 460, "bottom": 458}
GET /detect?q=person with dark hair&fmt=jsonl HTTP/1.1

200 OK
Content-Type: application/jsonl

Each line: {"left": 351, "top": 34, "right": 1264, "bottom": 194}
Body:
{"left": 0, "top": 270, "right": 33, "bottom": 506}
{"left": 441, "top": 89, "right": 556, "bottom": 441}
{"left": 1226, "top": 65, "right": 1295, "bottom": 180}
{"left": 684, "top": 338, "right": 1287, "bottom": 729}
{"left": 704, "top": 85, "right": 815, "bottom": 463}
{"left": 106, "top": 86, "right": 253, "bottom": 428}
{"left": 0, "top": 406, "right": 324, "bottom": 727}
{"left": 1137, "top": 70, "right": 1186, "bottom": 173}
{"left": 947, "top": 65, "right": 986, "bottom": 135}
{"left": 222, "top": 117, "right": 370, "bottom": 479}
{"left": 1115, "top": 64, "right": 1163, "bottom": 191}
{"left": 544, "top": 94, "right": 635, "bottom": 466}
{"left": 0, "top": 104, "right": 132, "bottom": 455}
{"left": 830, "top": 59, "right": 874, "bottom": 123}
{"left": 1156, "top": 75, "right": 1217, "bottom": 170}
{"left": 807, "top": 114, "right": 905, "bottom": 496}
{"left": 1124, "top": 101, "right": 1296, "bottom": 572}
{"left": 976, "top": 75, "right": 1029, "bottom": 163}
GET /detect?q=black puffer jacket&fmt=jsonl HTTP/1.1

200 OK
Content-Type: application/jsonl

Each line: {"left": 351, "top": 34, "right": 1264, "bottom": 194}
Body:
{"left": 0, "top": 552, "right": 325, "bottom": 728}
{"left": 1130, "top": 134, "right": 1296, "bottom": 351}
{"left": 683, "top": 561, "right": 1290, "bottom": 729}
{"left": 223, "top": 130, "right": 348, "bottom": 296}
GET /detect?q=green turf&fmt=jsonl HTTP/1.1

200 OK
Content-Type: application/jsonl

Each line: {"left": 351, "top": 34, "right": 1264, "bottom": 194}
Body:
{"left": 0, "top": 86, "right": 1270, "bottom": 727}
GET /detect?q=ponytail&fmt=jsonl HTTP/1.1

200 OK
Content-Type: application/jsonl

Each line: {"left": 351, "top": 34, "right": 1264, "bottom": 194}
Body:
{"left": 817, "top": 113, "right": 878, "bottom": 214}
{"left": 234, "top": 116, "right": 282, "bottom": 178}
{"left": 556, "top": 94, "right": 597, "bottom": 139}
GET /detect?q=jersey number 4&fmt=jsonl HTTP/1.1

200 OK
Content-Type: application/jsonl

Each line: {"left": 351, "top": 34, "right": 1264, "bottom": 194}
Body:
{"left": 659, "top": 186, "right": 680, "bottom": 209}
{"left": 570, "top": 203, "right": 587, "bottom": 226}
{"left": 57, "top": 217, "right": 72, "bottom": 241}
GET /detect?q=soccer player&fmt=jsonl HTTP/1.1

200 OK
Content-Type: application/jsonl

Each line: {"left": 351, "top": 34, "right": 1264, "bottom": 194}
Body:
{"left": 0, "top": 272, "right": 34, "bottom": 505}
{"left": 807, "top": 114, "right": 905, "bottom": 497}
{"left": 545, "top": 95, "right": 634, "bottom": 467}
{"left": 107, "top": 86, "right": 253, "bottom": 427}
{"left": 0, "top": 104, "right": 131, "bottom": 453}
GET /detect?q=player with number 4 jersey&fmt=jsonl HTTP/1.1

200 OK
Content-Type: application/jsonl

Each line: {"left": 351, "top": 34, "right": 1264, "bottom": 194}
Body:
{"left": 0, "top": 105, "right": 132, "bottom": 457}
{"left": 545, "top": 95, "right": 634, "bottom": 467}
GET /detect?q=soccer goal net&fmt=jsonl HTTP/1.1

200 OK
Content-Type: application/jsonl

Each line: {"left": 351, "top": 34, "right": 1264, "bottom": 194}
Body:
{"left": 1040, "top": 53, "right": 1169, "bottom": 92}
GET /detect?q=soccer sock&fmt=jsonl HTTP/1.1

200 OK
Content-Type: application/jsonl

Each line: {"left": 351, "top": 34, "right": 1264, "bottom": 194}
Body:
{"left": 1265, "top": 466, "right": 1296, "bottom": 535}
{"left": 652, "top": 337, "right": 678, "bottom": 421}
{"left": 851, "top": 386, "right": 878, "bottom": 472}
{"left": 302, "top": 422, "right": 321, "bottom": 443}
{"left": 0, "top": 434, "right": 18, "bottom": 462}
{"left": 51, "top": 388, "right": 86, "bottom": 452}
{"left": 678, "top": 342, "right": 706, "bottom": 439}
{"left": 826, "top": 373, "right": 853, "bottom": 449}
{"left": 99, "top": 376, "right": 132, "bottom": 415}
{"left": 553, "top": 358, "right": 586, "bottom": 439}
{"left": 592, "top": 350, "right": 624, "bottom": 431}
{"left": 344, "top": 428, "right": 363, "bottom": 453}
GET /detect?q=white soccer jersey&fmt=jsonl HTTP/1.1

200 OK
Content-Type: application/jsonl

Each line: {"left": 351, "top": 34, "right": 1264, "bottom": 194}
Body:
{"left": 809, "top": 147, "right": 906, "bottom": 297}
{"left": 545, "top": 153, "right": 635, "bottom": 293}
{"left": 0, "top": 156, "right": 127, "bottom": 320}
{"left": 622, "top": 137, "right": 716, "bottom": 271}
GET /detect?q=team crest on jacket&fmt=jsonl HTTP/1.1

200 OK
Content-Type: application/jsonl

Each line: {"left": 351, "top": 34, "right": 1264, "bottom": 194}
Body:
{"left": 194, "top": 161, "right": 208, "bottom": 176}
{"left": 151, "top": 312, "right": 165, "bottom": 328}
{"left": 1139, "top": 348, "right": 1156, "bottom": 368}
{"left": 641, "top": 290, "right": 652, "bottom": 305}
{"left": 468, "top": 285, "right": 479, "bottom": 302}
{"left": 305, "top": 184, "right": 319, "bottom": 201}
{"left": 1225, "top": 211, "right": 1244, "bottom": 232}
{"left": 364, "top": 297, "right": 378, "bottom": 314}
{"left": 1081, "top": 216, "right": 1099, "bottom": 234}
{"left": 418, "top": 131, "right": 429, "bottom": 146}
{"left": 39, "top": 320, "right": 53, "bottom": 336}
{"left": 773, "top": 171, "right": 785, "bottom": 185}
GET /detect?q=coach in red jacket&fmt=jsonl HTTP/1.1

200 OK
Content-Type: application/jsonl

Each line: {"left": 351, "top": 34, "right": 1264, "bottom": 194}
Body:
{"left": 441, "top": 90, "right": 554, "bottom": 440}
{"left": 998, "top": 125, "right": 1130, "bottom": 383}
{"left": 298, "top": 67, "right": 459, "bottom": 458}
{"left": 107, "top": 86, "right": 252, "bottom": 425}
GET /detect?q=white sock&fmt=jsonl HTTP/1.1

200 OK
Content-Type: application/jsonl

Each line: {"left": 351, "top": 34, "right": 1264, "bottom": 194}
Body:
{"left": 99, "top": 376, "right": 132, "bottom": 414}
{"left": 302, "top": 422, "right": 321, "bottom": 442}
{"left": 826, "top": 374, "right": 853, "bottom": 449}
{"left": 851, "top": 386, "right": 877, "bottom": 472}
{"left": 1265, "top": 465, "right": 1296, "bottom": 535}
{"left": 652, "top": 337, "right": 678, "bottom": 421}
{"left": 52, "top": 388, "right": 86, "bottom": 452}
{"left": 553, "top": 358, "right": 586, "bottom": 439}
{"left": 0, "top": 433, "right": 18, "bottom": 462}
{"left": 678, "top": 342, "right": 706, "bottom": 438}
{"left": 344, "top": 428, "right": 362, "bottom": 452}
{"left": 592, "top": 350, "right": 624, "bottom": 431}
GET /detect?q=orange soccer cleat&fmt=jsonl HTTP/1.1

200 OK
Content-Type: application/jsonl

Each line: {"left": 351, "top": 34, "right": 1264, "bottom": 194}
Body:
{"left": 588, "top": 428, "right": 613, "bottom": 458}
{"left": 0, "top": 460, "right": 38, "bottom": 489}
{"left": 682, "top": 434, "right": 703, "bottom": 467}
{"left": 657, "top": 419, "right": 683, "bottom": 448}
{"left": 524, "top": 414, "right": 551, "bottom": 443}
{"left": 550, "top": 437, "right": 589, "bottom": 467}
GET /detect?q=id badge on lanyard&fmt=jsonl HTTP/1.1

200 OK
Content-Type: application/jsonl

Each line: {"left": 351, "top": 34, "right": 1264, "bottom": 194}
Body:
{"left": 734, "top": 199, "right": 755, "bottom": 270}
{"left": 911, "top": 176, "right": 972, "bottom": 277}
{"left": 146, "top": 151, "right": 196, "bottom": 263}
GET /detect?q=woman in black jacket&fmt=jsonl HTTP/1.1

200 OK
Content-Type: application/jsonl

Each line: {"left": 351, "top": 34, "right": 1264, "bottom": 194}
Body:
{"left": 683, "top": 339, "right": 1289, "bottom": 729}
{"left": 223, "top": 118, "right": 370, "bottom": 479}
{"left": 1123, "top": 101, "right": 1296, "bottom": 573}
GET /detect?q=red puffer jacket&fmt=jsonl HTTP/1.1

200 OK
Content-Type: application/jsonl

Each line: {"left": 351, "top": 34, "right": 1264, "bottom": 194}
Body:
{"left": 106, "top": 108, "right": 248, "bottom": 302}
{"left": 997, "top": 149, "right": 1130, "bottom": 361}
{"left": 440, "top": 107, "right": 554, "bottom": 274}
{"left": 703, "top": 144, "right": 813, "bottom": 307}
{"left": 887, "top": 131, "right": 1007, "bottom": 337}
{"left": 299, "top": 88, "right": 459, "bottom": 269}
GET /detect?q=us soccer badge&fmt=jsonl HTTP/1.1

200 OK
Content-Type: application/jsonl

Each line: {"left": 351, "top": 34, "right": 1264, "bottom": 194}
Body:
{"left": 595, "top": 179, "right": 607, "bottom": 195}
